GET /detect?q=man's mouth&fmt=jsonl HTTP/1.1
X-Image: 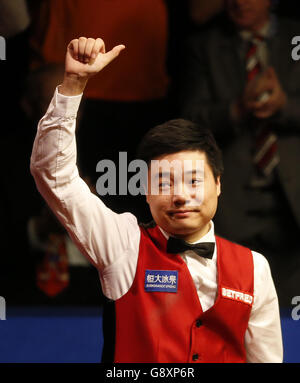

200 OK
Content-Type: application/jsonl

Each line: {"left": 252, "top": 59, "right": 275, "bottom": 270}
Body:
{"left": 168, "top": 209, "right": 198, "bottom": 218}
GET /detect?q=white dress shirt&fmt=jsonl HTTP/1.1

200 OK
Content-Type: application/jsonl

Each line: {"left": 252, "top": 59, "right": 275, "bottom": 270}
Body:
{"left": 30, "top": 87, "right": 283, "bottom": 363}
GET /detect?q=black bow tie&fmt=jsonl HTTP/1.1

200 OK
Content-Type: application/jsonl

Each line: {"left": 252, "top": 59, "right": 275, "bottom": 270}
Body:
{"left": 167, "top": 236, "right": 215, "bottom": 259}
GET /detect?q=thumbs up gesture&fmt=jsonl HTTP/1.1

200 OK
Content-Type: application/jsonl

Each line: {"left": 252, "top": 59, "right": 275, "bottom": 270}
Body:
{"left": 60, "top": 37, "right": 125, "bottom": 96}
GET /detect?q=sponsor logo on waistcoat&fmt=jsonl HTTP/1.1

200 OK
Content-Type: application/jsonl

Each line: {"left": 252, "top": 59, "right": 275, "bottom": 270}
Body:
{"left": 221, "top": 287, "right": 253, "bottom": 306}
{"left": 145, "top": 270, "right": 178, "bottom": 293}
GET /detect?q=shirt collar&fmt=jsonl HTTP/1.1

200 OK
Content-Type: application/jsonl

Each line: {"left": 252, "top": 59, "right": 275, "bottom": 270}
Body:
{"left": 239, "top": 14, "right": 277, "bottom": 42}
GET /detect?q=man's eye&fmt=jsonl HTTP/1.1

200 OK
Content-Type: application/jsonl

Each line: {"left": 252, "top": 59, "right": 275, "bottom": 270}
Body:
{"left": 159, "top": 182, "right": 171, "bottom": 188}
{"left": 190, "top": 179, "right": 203, "bottom": 185}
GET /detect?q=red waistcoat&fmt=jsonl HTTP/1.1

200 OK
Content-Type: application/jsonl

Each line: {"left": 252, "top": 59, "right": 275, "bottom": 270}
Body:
{"left": 114, "top": 224, "right": 254, "bottom": 363}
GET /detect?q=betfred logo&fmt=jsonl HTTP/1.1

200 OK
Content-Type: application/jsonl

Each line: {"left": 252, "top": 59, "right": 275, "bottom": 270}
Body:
{"left": 221, "top": 287, "right": 253, "bottom": 306}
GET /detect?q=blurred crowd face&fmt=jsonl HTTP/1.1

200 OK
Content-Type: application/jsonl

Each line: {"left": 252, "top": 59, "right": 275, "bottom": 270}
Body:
{"left": 226, "top": 0, "right": 271, "bottom": 32}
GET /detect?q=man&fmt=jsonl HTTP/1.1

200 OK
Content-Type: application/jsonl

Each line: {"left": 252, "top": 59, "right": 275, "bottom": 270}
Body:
{"left": 31, "top": 37, "right": 282, "bottom": 362}
{"left": 178, "top": 0, "right": 300, "bottom": 306}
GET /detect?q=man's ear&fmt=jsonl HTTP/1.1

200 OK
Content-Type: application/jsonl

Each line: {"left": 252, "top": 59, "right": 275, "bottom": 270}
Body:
{"left": 144, "top": 183, "right": 150, "bottom": 204}
{"left": 216, "top": 176, "right": 221, "bottom": 196}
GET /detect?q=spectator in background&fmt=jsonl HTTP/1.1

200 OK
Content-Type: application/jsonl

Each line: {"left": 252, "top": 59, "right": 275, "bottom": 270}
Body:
{"left": 22, "top": 1, "right": 169, "bottom": 221}
{"left": 178, "top": 0, "right": 300, "bottom": 306}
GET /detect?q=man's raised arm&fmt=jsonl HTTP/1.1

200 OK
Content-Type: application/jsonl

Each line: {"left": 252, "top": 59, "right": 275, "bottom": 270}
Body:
{"left": 30, "top": 38, "right": 140, "bottom": 300}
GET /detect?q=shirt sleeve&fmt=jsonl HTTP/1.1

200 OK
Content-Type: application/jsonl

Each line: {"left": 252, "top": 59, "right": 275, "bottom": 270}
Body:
{"left": 30, "top": 87, "right": 141, "bottom": 300}
{"left": 245, "top": 251, "right": 283, "bottom": 363}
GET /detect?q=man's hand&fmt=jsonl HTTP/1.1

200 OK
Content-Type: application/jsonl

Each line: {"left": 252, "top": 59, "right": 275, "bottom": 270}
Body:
{"left": 59, "top": 37, "right": 125, "bottom": 96}
{"left": 231, "top": 67, "right": 287, "bottom": 121}
{"left": 249, "top": 67, "right": 287, "bottom": 119}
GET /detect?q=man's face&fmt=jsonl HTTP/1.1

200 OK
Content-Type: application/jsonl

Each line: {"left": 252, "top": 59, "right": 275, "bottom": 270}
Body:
{"left": 226, "top": 0, "right": 271, "bottom": 31}
{"left": 146, "top": 150, "right": 221, "bottom": 242}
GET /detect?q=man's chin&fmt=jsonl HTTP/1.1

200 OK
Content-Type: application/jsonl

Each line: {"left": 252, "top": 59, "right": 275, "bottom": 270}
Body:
{"left": 164, "top": 220, "right": 200, "bottom": 236}
{"left": 231, "top": 15, "right": 255, "bottom": 29}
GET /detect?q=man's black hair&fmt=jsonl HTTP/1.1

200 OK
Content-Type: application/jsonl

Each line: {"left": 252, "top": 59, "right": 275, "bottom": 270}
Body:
{"left": 136, "top": 119, "right": 224, "bottom": 180}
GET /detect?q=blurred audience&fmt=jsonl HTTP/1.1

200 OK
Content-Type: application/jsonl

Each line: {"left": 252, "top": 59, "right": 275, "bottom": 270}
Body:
{"left": 27, "top": 178, "right": 102, "bottom": 305}
{"left": 178, "top": 0, "right": 300, "bottom": 306}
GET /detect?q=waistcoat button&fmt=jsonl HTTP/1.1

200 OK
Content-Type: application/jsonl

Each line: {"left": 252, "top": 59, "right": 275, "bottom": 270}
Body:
{"left": 192, "top": 353, "right": 199, "bottom": 361}
{"left": 196, "top": 319, "right": 202, "bottom": 327}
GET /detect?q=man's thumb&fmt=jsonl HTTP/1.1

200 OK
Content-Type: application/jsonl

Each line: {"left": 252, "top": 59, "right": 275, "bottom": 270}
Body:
{"left": 104, "top": 44, "right": 126, "bottom": 65}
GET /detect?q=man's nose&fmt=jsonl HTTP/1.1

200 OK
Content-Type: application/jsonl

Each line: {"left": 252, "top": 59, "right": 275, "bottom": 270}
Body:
{"left": 172, "top": 184, "right": 190, "bottom": 206}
